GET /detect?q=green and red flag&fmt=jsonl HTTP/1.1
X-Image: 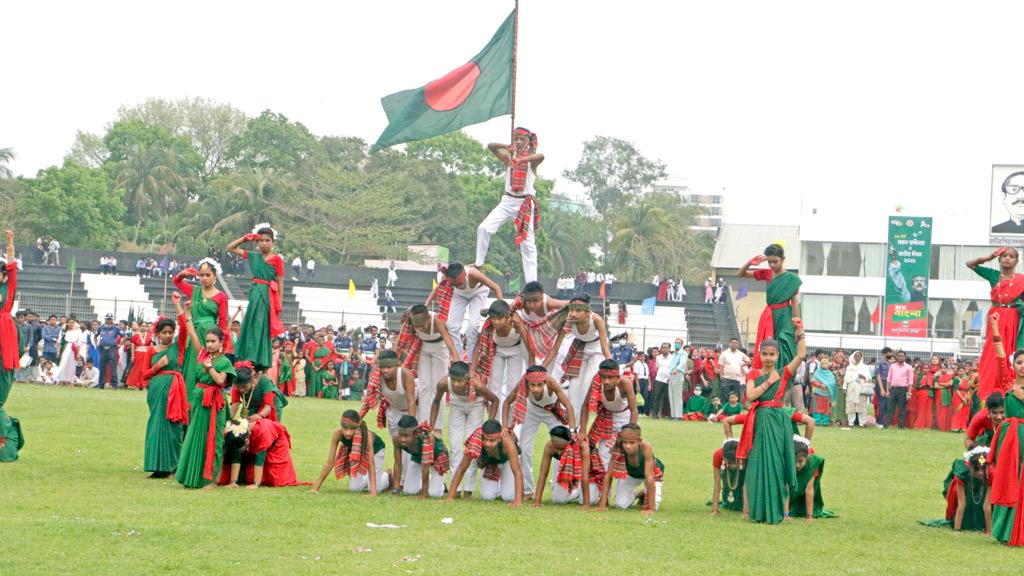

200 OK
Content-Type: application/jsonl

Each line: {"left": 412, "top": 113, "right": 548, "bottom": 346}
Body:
{"left": 371, "top": 10, "right": 515, "bottom": 152}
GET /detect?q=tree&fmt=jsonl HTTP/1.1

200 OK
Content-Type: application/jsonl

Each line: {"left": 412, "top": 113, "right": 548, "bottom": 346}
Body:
{"left": 103, "top": 119, "right": 202, "bottom": 176}
{"left": 538, "top": 204, "right": 600, "bottom": 276}
{"left": 405, "top": 131, "right": 505, "bottom": 177}
{"left": 0, "top": 147, "right": 14, "bottom": 179}
{"left": 228, "top": 110, "right": 318, "bottom": 173}
{"left": 15, "top": 161, "right": 125, "bottom": 249}
{"left": 113, "top": 144, "right": 191, "bottom": 241}
{"left": 67, "top": 131, "right": 108, "bottom": 168}
{"left": 198, "top": 167, "right": 297, "bottom": 237}
{"left": 118, "top": 97, "right": 248, "bottom": 179}
{"left": 563, "top": 136, "right": 667, "bottom": 216}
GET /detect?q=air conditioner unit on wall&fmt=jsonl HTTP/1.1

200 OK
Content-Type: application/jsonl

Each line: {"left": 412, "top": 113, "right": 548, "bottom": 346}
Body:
{"left": 961, "top": 335, "right": 981, "bottom": 350}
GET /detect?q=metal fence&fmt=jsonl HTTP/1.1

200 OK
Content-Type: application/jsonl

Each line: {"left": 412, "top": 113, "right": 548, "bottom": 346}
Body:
{"left": 15, "top": 291, "right": 156, "bottom": 322}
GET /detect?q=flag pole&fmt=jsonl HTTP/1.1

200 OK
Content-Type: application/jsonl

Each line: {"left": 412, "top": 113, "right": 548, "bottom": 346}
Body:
{"left": 509, "top": 0, "right": 519, "bottom": 142}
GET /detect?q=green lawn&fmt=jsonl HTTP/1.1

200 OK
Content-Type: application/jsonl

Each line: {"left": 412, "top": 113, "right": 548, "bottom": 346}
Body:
{"left": 2, "top": 383, "right": 1018, "bottom": 575}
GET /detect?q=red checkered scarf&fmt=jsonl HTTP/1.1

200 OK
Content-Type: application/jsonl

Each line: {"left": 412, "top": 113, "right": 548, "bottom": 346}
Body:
{"left": 395, "top": 313, "right": 422, "bottom": 378}
{"left": 509, "top": 127, "right": 537, "bottom": 193}
{"left": 512, "top": 296, "right": 568, "bottom": 359}
{"left": 359, "top": 367, "right": 391, "bottom": 429}
{"left": 334, "top": 427, "right": 369, "bottom": 479}
{"left": 557, "top": 437, "right": 606, "bottom": 491}
{"left": 514, "top": 196, "right": 540, "bottom": 248}
{"left": 559, "top": 339, "right": 587, "bottom": 384}
{"left": 434, "top": 269, "right": 463, "bottom": 323}
{"left": 412, "top": 423, "right": 450, "bottom": 475}
{"left": 586, "top": 371, "right": 631, "bottom": 446}
{"left": 510, "top": 373, "right": 568, "bottom": 427}
{"left": 474, "top": 319, "right": 539, "bottom": 392}
{"left": 463, "top": 427, "right": 507, "bottom": 481}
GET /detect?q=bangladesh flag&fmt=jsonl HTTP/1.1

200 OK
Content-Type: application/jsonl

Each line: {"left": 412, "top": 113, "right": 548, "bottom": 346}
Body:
{"left": 371, "top": 10, "right": 515, "bottom": 152}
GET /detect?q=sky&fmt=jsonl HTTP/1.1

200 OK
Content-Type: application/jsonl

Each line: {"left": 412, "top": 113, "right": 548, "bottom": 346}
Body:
{"left": 4, "top": 1, "right": 1024, "bottom": 236}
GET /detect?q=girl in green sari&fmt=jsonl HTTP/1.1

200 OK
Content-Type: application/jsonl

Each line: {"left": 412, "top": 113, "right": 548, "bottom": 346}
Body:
{"left": 142, "top": 317, "right": 187, "bottom": 478}
{"left": 0, "top": 230, "right": 17, "bottom": 410}
{"left": 738, "top": 317, "right": 806, "bottom": 524}
{"left": 227, "top": 224, "right": 285, "bottom": 370}
{"left": 920, "top": 445, "right": 992, "bottom": 533}
{"left": 738, "top": 243, "right": 802, "bottom": 371}
{"left": 789, "top": 436, "right": 835, "bottom": 520}
{"left": 174, "top": 296, "right": 236, "bottom": 490}
{"left": 173, "top": 258, "right": 231, "bottom": 397}
{"left": 983, "top": 310, "right": 1024, "bottom": 545}
{"left": 306, "top": 333, "right": 333, "bottom": 398}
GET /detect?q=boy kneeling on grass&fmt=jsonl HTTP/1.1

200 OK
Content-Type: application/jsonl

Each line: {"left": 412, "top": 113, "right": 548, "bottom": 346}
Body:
{"left": 311, "top": 410, "right": 389, "bottom": 495}
{"left": 533, "top": 426, "right": 603, "bottom": 507}
{"left": 447, "top": 419, "right": 523, "bottom": 506}
{"left": 392, "top": 415, "right": 449, "bottom": 498}
{"left": 597, "top": 423, "right": 664, "bottom": 516}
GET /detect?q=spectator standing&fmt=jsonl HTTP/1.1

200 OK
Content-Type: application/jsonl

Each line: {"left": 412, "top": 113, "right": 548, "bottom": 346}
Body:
{"left": 135, "top": 258, "right": 146, "bottom": 277}
{"left": 704, "top": 278, "right": 714, "bottom": 303}
{"left": 586, "top": 269, "right": 597, "bottom": 294}
{"left": 47, "top": 237, "right": 61, "bottom": 266}
{"left": 604, "top": 272, "right": 616, "bottom": 297}
{"left": 292, "top": 256, "right": 302, "bottom": 279}
{"left": 386, "top": 262, "right": 398, "bottom": 287}
{"left": 370, "top": 278, "right": 379, "bottom": 300}
{"left": 675, "top": 280, "right": 687, "bottom": 302}
{"left": 718, "top": 338, "right": 749, "bottom": 404}
{"left": 715, "top": 279, "right": 726, "bottom": 303}
{"left": 307, "top": 257, "right": 316, "bottom": 278}
{"left": 611, "top": 338, "right": 634, "bottom": 370}
{"left": 576, "top": 269, "right": 587, "bottom": 293}
{"left": 650, "top": 342, "right": 673, "bottom": 419}
{"left": 887, "top": 350, "right": 913, "bottom": 428}
{"left": 874, "top": 346, "right": 892, "bottom": 428}
{"left": 35, "top": 237, "right": 45, "bottom": 264}
{"left": 41, "top": 315, "right": 61, "bottom": 363}
{"left": 384, "top": 288, "right": 398, "bottom": 313}
{"left": 632, "top": 352, "right": 650, "bottom": 415}
{"left": 96, "top": 313, "right": 124, "bottom": 389}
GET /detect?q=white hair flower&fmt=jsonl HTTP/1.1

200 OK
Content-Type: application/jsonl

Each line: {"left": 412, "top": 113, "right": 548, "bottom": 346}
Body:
{"left": 251, "top": 222, "right": 278, "bottom": 239}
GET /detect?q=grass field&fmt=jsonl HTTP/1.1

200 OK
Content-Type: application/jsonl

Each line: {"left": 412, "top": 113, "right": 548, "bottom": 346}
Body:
{"left": 2, "top": 383, "right": 1019, "bottom": 575}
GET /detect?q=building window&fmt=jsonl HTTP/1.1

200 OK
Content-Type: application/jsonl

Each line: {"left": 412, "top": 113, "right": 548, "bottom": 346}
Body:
{"left": 826, "top": 242, "right": 862, "bottom": 277}
{"left": 802, "top": 242, "right": 824, "bottom": 275}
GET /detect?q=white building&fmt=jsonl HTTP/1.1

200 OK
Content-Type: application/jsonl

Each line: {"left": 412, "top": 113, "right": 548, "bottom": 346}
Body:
{"left": 654, "top": 176, "right": 726, "bottom": 234}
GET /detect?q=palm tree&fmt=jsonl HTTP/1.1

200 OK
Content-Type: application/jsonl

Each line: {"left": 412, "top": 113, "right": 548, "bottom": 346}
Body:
{"left": 204, "top": 167, "right": 296, "bottom": 234}
{"left": 114, "top": 144, "right": 190, "bottom": 242}
{"left": 607, "top": 199, "right": 673, "bottom": 281}
{"left": 0, "top": 147, "right": 15, "bottom": 179}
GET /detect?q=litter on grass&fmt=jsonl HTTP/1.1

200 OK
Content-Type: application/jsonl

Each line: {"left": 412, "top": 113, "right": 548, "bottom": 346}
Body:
{"left": 366, "top": 522, "right": 406, "bottom": 529}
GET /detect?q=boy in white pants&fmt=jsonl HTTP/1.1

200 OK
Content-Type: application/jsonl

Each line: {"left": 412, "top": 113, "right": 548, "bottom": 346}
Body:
{"left": 447, "top": 419, "right": 524, "bottom": 506}
{"left": 481, "top": 128, "right": 544, "bottom": 283}
{"left": 471, "top": 299, "right": 535, "bottom": 407}
{"left": 502, "top": 365, "right": 577, "bottom": 498}
{"left": 310, "top": 410, "right": 389, "bottom": 495}
{"left": 425, "top": 263, "right": 503, "bottom": 361}
{"left": 598, "top": 424, "right": 664, "bottom": 516}
{"left": 533, "top": 426, "right": 602, "bottom": 507}
{"left": 580, "top": 359, "right": 640, "bottom": 468}
{"left": 393, "top": 415, "right": 448, "bottom": 498}
{"left": 428, "top": 362, "right": 499, "bottom": 497}
{"left": 544, "top": 293, "right": 611, "bottom": 426}
{"left": 405, "top": 305, "right": 459, "bottom": 425}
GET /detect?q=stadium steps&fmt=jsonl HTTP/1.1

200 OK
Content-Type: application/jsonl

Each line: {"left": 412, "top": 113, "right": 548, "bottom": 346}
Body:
{"left": 13, "top": 264, "right": 95, "bottom": 321}
{"left": 136, "top": 272, "right": 306, "bottom": 328}
{"left": 291, "top": 286, "right": 383, "bottom": 330}
{"left": 79, "top": 273, "right": 159, "bottom": 321}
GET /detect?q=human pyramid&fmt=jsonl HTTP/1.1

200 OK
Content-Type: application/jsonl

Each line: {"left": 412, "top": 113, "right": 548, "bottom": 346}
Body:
{"left": 2, "top": 136, "right": 1024, "bottom": 543}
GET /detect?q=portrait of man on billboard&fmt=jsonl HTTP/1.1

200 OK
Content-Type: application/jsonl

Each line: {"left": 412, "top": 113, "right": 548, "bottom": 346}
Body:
{"left": 991, "top": 169, "right": 1024, "bottom": 234}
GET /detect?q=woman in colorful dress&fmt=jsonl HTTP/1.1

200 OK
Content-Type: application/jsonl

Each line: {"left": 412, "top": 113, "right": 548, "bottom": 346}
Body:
{"left": 321, "top": 371, "right": 340, "bottom": 400}
{"left": 126, "top": 321, "right": 155, "bottom": 389}
{"left": 306, "top": 333, "right": 333, "bottom": 398}
{"left": 738, "top": 317, "right": 806, "bottom": 524}
{"left": 227, "top": 224, "right": 285, "bottom": 370}
{"left": 982, "top": 311, "right": 1024, "bottom": 545}
{"left": 277, "top": 340, "right": 297, "bottom": 396}
{"left": 911, "top": 357, "right": 941, "bottom": 430}
{"left": 173, "top": 258, "right": 230, "bottom": 396}
{"left": 0, "top": 230, "right": 18, "bottom": 409}
{"left": 934, "top": 363, "right": 957, "bottom": 432}
{"left": 968, "top": 247, "right": 1024, "bottom": 400}
{"left": 843, "top": 351, "right": 871, "bottom": 427}
{"left": 951, "top": 367, "right": 973, "bottom": 432}
{"left": 920, "top": 445, "right": 991, "bottom": 533}
{"left": 174, "top": 295, "right": 236, "bottom": 490}
{"left": 809, "top": 357, "right": 835, "bottom": 426}
{"left": 55, "top": 318, "right": 86, "bottom": 385}
{"left": 142, "top": 316, "right": 189, "bottom": 478}
{"left": 789, "top": 436, "right": 835, "bottom": 520}
{"left": 738, "top": 243, "right": 801, "bottom": 370}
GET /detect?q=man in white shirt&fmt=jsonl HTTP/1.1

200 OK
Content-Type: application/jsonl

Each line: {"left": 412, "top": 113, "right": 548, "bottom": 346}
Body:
{"left": 291, "top": 256, "right": 302, "bottom": 279}
{"left": 79, "top": 360, "right": 100, "bottom": 387}
{"left": 586, "top": 270, "right": 597, "bottom": 293}
{"left": 306, "top": 258, "right": 316, "bottom": 278}
{"left": 718, "top": 337, "right": 749, "bottom": 404}
{"left": 650, "top": 343, "right": 672, "bottom": 419}
{"left": 604, "top": 272, "right": 616, "bottom": 297}
{"left": 631, "top": 352, "right": 650, "bottom": 415}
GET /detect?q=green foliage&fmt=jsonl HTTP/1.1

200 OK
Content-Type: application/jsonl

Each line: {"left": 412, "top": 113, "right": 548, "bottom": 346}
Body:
{"left": 0, "top": 146, "right": 15, "bottom": 179}
{"left": 405, "top": 131, "right": 505, "bottom": 177}
{"left": 6, "top": 384, "right": 1012, "bottom": 575}
{"left": 563, "top": 135, "right": 667, "bottom": 216}
{"left": 228, "top": 110, "right": 318, "bottom": 173}
{"left": 15, "top": 160, "right": 125, "bottom": 249}
{"left": 112, "top": 144, "right": 192, "bottom": 231}
{"left": 103, "top": 119, "right": 203, "bottom": 177}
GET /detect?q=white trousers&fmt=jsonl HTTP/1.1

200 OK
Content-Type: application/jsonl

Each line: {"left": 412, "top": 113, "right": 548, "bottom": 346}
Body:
{"left": 403, "top": 461, "right": 446, "bottom": 497}
{"left": 668, "top": 372, "right": 686, "bottom": 419}
{"left": 448, "top": 396, "right": 485, "bottom": 492}
{"left": 479, "top": 461, "right": 518, "bottom": 502}
{"left": 596, "top": 409, "right": 632, "bottom": 468}
{"left": 614, "top": 477, "right": 663, "bottom": 511}
{"left": 551, "top": 477, "right": 601, "bottom": 505}
{"left": 476, "top": 194, "right": 538, "bottom": 283}
{"left": 488, "top": 344, "right": 529, "bottom": 407}
{"left": 415, "top": 341, "right": 450, "bottom": 423}
{"left": 565, "top": 349, "right": 604, "bottom": 423}
{"left": 348, "top": 451, "right": 389, "bottom": 493}
{"left": 446, "top": 287, "right": 488, "bottom": 361}
{"left": 517, "top": 406, "right": 564, "bottom": 495}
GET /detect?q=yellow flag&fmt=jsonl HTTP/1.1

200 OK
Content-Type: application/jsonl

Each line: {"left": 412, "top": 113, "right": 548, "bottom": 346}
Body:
{"left": 432, "top": 278, "right": 438, "bottom": 290}
{"left": 348, "top": 279, "right": 356, "bottom": 299}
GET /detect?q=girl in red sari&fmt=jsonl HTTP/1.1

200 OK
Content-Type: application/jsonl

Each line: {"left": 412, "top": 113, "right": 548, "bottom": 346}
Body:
{"left": 126, "top": 322, "right": 155, "bottom": 389}
{"left": 911, "top": 358, "right": 940, "bottom": 430}
{"left": 951, "top": 367, "right": 972, "bottom": 432}
{"left": 968, "top": 247, "right": 1024, "bottom": 400}
{"left": 935, "top": 363, "right": 956, "bottom": 432}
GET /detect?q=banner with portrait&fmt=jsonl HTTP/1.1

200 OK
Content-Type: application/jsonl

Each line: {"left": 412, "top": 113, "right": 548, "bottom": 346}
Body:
{"left": 883, "top": 216, "right": 932, "bottom": 338}
{"left": 990, "top": 164, "right": 1024, "bottom": 246}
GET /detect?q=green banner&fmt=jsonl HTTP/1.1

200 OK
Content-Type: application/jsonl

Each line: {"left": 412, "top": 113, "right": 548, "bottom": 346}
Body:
{"left": 884, "top": 216, "right": 933, "bottom": 338}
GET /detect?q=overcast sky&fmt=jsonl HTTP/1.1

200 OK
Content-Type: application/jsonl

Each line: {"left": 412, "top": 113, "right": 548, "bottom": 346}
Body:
{"left": 3, "top": 1, "right": 1024, "bottom": 231}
